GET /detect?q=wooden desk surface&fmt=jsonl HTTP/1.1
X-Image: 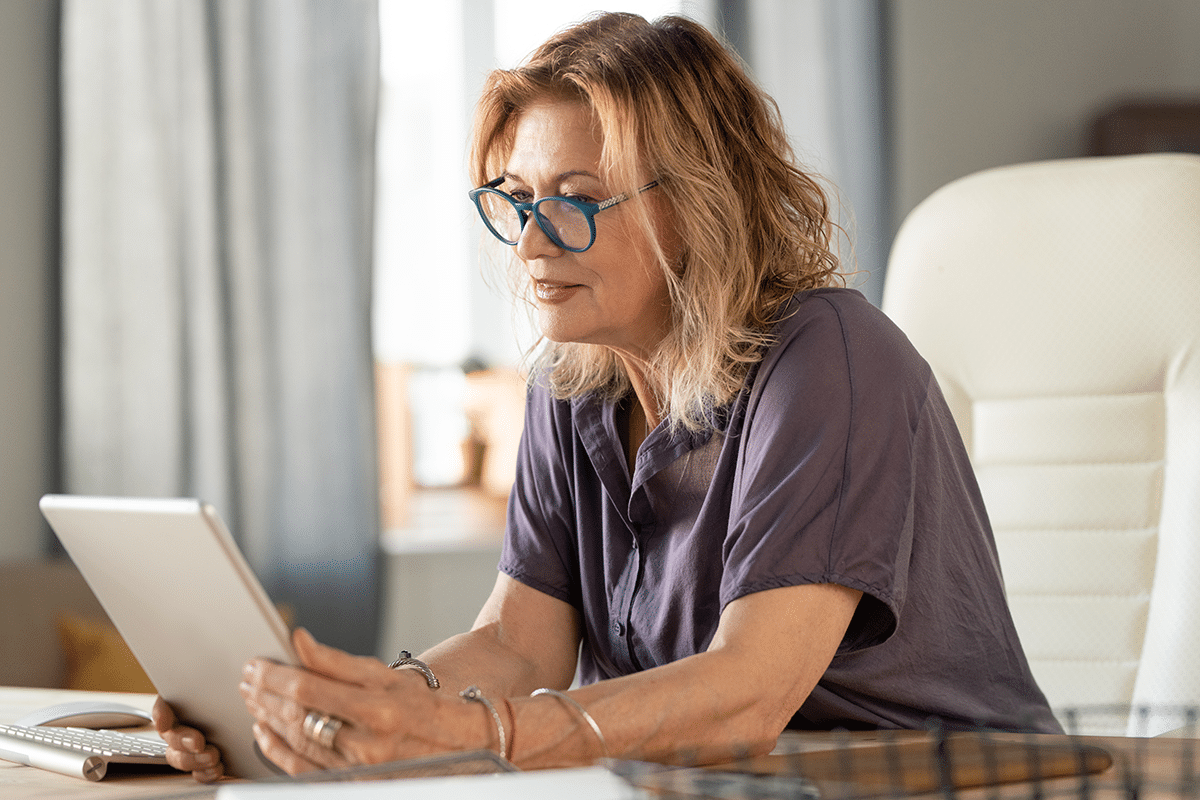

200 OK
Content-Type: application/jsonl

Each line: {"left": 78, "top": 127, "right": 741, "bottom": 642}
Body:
{"left": 758, "top": 728, "right": 1200, "bottom": 800}
{"left": 4, "top": 687, "right": 1199, "bottom": 799}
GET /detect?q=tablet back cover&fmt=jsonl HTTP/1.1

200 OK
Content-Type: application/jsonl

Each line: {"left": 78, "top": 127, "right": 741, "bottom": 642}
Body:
{"left": 39, "top": 494, "right": 297, "bottom": 779}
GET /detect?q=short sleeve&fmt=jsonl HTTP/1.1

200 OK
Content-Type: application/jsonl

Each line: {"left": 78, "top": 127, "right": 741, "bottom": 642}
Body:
{"left": 723, "top": 293, "right": 933, "bottom": 652}
{"left": 498, "top": 382, "right": 580, "bottom": 607}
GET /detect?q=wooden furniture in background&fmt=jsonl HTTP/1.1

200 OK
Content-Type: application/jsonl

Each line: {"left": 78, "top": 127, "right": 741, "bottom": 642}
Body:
{"left": 1090, "top": 100, "right": 1200, "bottom": 156}
{"left": 375, "top": 361, "right": 415, "bottom": 531}
{"left": 0, "top": 560, "right": 119, "bottom": 689}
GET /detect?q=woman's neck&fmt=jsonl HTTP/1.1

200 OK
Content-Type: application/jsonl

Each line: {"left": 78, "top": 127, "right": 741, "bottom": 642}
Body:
{"left": 619, "top": 358, "right": 663, "bottom": 476}
{"left": 621, "top": 357, "right": 663, "bottom": 431}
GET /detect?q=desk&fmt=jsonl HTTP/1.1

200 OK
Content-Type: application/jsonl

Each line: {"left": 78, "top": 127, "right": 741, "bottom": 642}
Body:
{"left": 3, "top": 687, "right": 1198, "bottom": 799}
{"left": 732, "top": 728, "right": 1200, "bottom": 800}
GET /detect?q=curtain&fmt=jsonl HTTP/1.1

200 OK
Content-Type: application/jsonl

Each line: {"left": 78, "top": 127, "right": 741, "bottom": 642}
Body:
{"left": 741, "top": 0, "right": 891, "bottom": 306}
{"left": 61, "top": 0, "right": 382, "bottom": 655}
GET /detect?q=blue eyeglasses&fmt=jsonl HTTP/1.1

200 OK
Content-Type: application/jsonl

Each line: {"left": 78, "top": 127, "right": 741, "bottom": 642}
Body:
{"left": 469, "top": 176, "right": 660, "bottom": 252}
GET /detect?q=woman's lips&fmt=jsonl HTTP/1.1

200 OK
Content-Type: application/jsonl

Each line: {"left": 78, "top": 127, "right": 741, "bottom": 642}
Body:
{"left": 534, "top": 280, "right": 582, "bottom": 303}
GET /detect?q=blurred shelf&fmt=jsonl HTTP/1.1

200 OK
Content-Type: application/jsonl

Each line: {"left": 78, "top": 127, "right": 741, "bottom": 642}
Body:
{"left": 380, "top": 488, "right": 507, "bottom": 554}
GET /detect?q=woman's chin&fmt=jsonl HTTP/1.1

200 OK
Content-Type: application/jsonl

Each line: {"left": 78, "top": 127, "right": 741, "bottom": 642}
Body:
{"left": 536, "top": 310, "right": 589, "bottom": 345}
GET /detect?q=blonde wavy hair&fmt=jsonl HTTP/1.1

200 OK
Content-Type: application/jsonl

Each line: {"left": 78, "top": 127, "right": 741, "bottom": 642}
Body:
{"left": 470, "top": 12, "right": 842, "bottom": 433}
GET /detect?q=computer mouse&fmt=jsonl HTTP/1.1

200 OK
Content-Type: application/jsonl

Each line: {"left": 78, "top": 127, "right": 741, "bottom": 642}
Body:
{"left": 13, "top": 700, "right": 154, "bottom": 729}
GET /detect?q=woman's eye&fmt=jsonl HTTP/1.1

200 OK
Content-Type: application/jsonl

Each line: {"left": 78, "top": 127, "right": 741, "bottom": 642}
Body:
{"left": 509, "top": 190, "right": 534, "bottom": 202}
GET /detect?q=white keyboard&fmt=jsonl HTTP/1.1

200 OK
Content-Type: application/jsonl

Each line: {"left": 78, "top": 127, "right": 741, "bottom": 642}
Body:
{"left": 0, "top": 722, "right": 170, "bottom": 781}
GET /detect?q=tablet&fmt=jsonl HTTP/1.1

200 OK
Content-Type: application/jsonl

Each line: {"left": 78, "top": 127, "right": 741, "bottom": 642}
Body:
{"left": 39, "top": 494, "right": 297, "bottom": 779}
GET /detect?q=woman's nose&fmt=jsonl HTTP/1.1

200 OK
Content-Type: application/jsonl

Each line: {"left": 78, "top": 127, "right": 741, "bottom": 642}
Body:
{"left": 515, "top": 214, "right": 564, "bottom": 260}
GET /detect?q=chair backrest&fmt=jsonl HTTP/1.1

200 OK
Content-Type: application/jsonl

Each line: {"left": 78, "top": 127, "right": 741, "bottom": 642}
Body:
{"left": 882, "top": 154, "right": 1200, "bottom": 722}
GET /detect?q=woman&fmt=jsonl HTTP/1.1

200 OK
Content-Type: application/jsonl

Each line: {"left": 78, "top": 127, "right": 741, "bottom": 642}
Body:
{"left": 156, "top": 12, "right": 1059, "bottom": 782}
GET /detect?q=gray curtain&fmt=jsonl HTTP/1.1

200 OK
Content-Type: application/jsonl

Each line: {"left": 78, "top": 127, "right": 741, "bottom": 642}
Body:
{"left": 737, "top": 0, "right": 891, "bottom": 306}
{"left": 61, "top": 0, "right": 381, "bottom": 655}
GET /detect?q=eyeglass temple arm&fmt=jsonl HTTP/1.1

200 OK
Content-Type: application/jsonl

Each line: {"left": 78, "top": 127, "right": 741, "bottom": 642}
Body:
{"left": 597, "top": 180, "right": 660, "bottom": 211}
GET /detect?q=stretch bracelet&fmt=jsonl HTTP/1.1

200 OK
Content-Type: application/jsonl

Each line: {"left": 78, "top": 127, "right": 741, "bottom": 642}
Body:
{"left": 530, "top": 687, "right": 610, "bottom": 758}
{"left": 388, "top": 650, "right": 440, "bottom": 689}
{"left": 460, "top": 685, "right": 507, "bottom": 760}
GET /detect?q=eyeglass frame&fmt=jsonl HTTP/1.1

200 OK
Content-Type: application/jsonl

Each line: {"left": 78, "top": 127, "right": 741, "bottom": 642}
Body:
{"left": 468, "top": 176, "right": 661, "bottom": 253}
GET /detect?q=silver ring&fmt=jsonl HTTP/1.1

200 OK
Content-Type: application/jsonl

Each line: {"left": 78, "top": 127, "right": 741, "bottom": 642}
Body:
{"left": 303, "top": 710, "right": 345, "bottom": 750}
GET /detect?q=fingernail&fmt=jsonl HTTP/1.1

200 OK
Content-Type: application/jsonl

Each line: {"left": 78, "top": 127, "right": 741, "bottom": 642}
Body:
{"left": 196, "top": 767, "right": 222, "bottom": 783}
{"left": 182, "top": 734, "right": 201, "bottom": 752}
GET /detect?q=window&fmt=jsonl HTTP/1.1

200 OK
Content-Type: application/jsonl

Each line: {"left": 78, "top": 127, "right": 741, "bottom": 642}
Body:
{"left": 374, "top": 1, "right": 695, "bottom": 534}
{"left": 374, "top": 0, "right": 695, "bottom": 368}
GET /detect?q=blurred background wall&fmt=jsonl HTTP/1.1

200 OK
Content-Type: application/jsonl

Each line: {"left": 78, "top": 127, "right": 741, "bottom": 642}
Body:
{"left": 890, "top": 1, "right": 1200, "bottom": 225}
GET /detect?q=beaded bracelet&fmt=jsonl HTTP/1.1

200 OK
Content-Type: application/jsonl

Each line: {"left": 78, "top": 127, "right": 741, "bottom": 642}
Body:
{"left": 388, "top": 650, "right": 440, "bottom": 689}
{"left": 461, "top": 685, "right": 507, "bottom": 760}
{"left": 531, "top": 687, "right": 610, "bottom": 758}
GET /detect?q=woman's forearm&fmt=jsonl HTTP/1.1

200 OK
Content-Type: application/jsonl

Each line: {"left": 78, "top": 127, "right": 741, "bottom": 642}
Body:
{"left": 479, "top": 583, "right": 860, "bottom": 769}
{"left": 410, "top": 574, "right": 583, "bottom": 698}
{"left": 237, "top": 583, "right": 858, "bottom": 775}
{"left": 506, "top": 648, "right": 782, "bottom": 768}
{"left": 417, "top": 623, "right": 571, "bottom": 697}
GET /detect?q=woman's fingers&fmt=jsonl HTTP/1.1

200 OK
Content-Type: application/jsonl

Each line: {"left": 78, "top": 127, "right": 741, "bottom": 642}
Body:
{"left": 293, "top": 627, "right": 397, "bottom": 689}
{"left": 164, "top": 744, "right": 225, "bottom": 783}
{"left": 152, "top": 696, "right": 226, "bottom": 782}
{"left": 251, "top": 721, "right": 327, "bottom": 775}
{"left": 240, "top": 668, "right": 355, "bottom": 771}
{"left": 243, "top": 657, "right": 365, "bottom": 730}
{"left": 150, "top": 696, "right": 176, "bottom": 735}
{"left": 245, "top": 631, "right": 406, "bottom": 733}
{"left": 241, "top": 630, "right": 447, "bottom": 772}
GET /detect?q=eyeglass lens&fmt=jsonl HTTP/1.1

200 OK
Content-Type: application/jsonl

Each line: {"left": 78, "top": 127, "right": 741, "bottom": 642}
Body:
{"left": 478, "top": 193, "right": 592, "bottom": 250}
{"left": 537, "top": 199, "right": 592, "bottom": 250}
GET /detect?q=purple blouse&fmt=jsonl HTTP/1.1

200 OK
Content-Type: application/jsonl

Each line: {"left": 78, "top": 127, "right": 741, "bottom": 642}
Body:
{"left": 499, "top": 288, "right": 1060, "bottom": 732}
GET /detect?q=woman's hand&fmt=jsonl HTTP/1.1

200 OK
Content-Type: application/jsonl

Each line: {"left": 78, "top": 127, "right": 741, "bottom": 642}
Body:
{"left": 240, "top": 628, "right": 491, "bottom": 774}
{"left": 151, "top": 696, "right": 225, "bottom": 783}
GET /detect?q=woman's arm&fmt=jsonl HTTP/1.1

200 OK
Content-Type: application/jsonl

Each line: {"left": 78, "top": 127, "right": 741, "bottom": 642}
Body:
{"left": 240, "top": 578, "right": 860, "bottom": 773}
{"left": 414, "top": 573, "right": 583, "bottom": 696}
{"left": 156, "top": 574, "right": 580, "bottom": 780}
{"left": 508, "top": 581, "right": 861, "bottom": 767}
{"left": 239, "top": 574, "right": 584, "bottom": 774}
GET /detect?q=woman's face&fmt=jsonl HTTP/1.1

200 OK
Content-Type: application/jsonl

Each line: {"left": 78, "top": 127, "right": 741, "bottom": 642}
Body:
{"left": 504, "top": 99, "right": 673, "bottom": 362}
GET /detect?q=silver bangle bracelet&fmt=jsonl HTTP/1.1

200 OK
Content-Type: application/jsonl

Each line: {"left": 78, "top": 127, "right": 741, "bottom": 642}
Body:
{"left": 460, "top": 685, "right": 507, "bottom": 760}
{"left": 388, "top": 650, "right": 440, "bottom": 689}
{"left": 530, "top": 687, "right": 610, "bottom": 758}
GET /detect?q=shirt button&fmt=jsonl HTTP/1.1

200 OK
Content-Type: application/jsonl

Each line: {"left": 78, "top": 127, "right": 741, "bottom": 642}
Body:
{"left": 612, "top": 621, "right": 625, "bottom": 636}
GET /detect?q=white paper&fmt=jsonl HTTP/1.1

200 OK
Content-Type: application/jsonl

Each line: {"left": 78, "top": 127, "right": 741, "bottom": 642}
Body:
{"left": 216, "top": 766, "right": 645, "bottom": 799}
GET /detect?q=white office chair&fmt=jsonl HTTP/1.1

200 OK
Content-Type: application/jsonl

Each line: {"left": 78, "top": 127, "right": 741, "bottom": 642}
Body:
{"left": 882, "top": 154, "right": 1200, "bottom": 730}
